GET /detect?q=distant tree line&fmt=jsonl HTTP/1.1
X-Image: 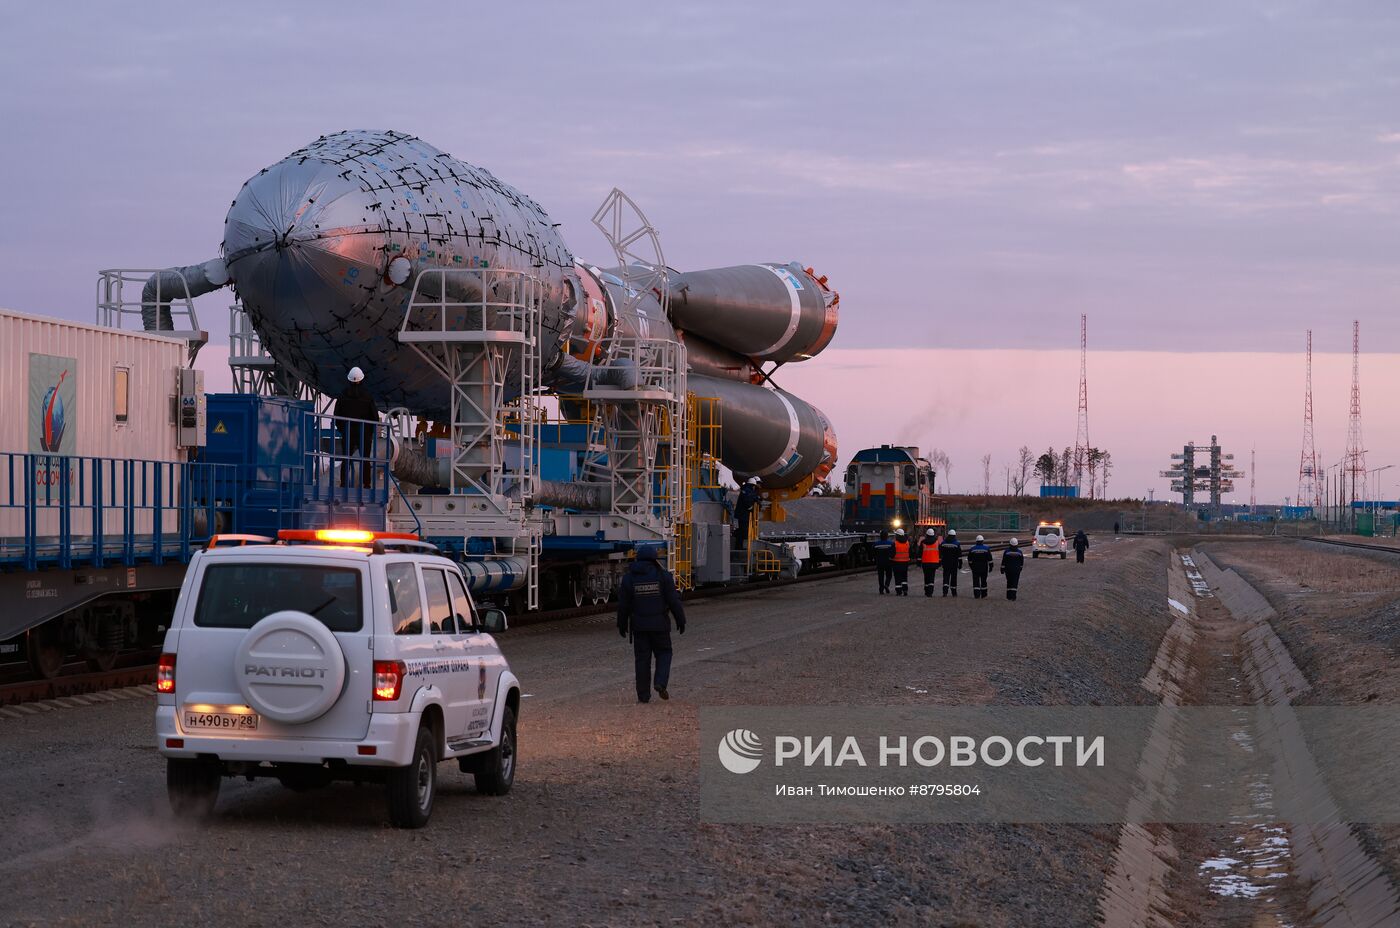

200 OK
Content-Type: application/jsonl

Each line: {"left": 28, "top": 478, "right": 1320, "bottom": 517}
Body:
{"left": 1033, "top": 446, "right": 1113, "bottom": 498}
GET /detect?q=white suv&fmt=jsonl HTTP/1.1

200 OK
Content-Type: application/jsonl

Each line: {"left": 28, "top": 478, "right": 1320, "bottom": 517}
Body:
{"left": 155, "top": 529, "right": 520, "bottom": 828}
{"left": 1032, "top": 522, "right": 1068, "bottom": 559}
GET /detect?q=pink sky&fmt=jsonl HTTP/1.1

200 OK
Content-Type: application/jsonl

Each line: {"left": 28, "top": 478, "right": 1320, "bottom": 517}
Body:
{"left": 778, "top": 347, "right": 1394, "bottom": 504}
{"left": 195, "top": 343, "right": 1390, "bottom": 505}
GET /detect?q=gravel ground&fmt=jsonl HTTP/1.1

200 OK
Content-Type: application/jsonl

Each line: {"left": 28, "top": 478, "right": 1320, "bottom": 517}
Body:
{"left": 1, "top": 537, "right": 1171, "bottom": 927}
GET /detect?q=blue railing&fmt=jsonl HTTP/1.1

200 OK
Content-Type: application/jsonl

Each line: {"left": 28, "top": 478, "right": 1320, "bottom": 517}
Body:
{"left": 1, "top": 452, "right": 239, "bottom": 572}
{"left": 2, "top": 413, "right": 398, "bottom": 573}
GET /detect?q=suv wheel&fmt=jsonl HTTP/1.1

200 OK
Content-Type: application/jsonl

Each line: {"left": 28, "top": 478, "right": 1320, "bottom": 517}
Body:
{"left": 474, "top": 706, "right": 517, "bottom": 796}
{"left": 386, "top": 726, "right": 436, "bottom": 828}
{"left": 168, "top": 758, "right": 221, "bottom": 820}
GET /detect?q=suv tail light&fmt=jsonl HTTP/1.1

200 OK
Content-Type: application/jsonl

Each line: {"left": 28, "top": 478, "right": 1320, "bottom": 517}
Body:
{"left": 373, "top": 660, "right": 405, "bottom": 701}
{"left": 157, "top": 653, "right": 176, "bottom": 693}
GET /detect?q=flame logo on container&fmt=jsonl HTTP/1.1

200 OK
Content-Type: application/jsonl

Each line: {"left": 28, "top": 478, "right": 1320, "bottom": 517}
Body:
{"left": 717, "top": 728, "right": 763, "bottom": 774}
{"left": 39, "top": 370, "right": 69, "bottom": 452}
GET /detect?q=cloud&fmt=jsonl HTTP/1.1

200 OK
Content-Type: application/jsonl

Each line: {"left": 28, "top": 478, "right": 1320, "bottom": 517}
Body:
{"left": 1118, "top": 152, "right": 1400, "bottom": 211}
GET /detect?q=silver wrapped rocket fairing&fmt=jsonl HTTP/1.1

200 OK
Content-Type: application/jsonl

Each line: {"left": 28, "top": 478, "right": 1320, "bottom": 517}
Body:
{"left": 219, "top": 130, "right": 839, "bottom": 488}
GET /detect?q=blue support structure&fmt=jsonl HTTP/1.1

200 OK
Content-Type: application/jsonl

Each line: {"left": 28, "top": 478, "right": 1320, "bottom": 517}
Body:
{"left": 2, "top": 394, "right": 394, "bottom": 575}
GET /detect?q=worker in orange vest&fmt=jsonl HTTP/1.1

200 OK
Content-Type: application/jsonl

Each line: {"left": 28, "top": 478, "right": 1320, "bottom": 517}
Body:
{"left": 891, "top": 528, "right": 911, "bottom": 596}
{"left": 919, "top": 528, "right": 941, "bottom": 597}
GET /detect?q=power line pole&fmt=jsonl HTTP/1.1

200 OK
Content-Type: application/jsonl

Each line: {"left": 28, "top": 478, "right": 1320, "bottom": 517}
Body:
{"left": 1297, "top": 330, "right": 1319, "bottom": 510}
{"left": 1073, "top": 314, "right": 1090, "bottom": 496}
{"left": 1250, "top": 446, "right": 1256, "bottom": 515}
{"left": 1345, "top": 320, "right": 1366, "bottom": 533}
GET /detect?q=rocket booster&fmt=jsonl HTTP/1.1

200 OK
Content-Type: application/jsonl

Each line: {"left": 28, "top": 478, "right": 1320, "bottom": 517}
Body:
{"left": 219, "top": 130, "right": 839, "bottom": 487}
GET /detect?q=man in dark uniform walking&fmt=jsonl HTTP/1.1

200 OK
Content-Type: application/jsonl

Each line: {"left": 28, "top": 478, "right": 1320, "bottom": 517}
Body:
{"left": 1000, "top": 538, "right": 1025, "bottom": 600}
{"left": 966, "top": 535, "right": 993, "bottom": 599}
{"left": 938, "top": 529, "right": 962, "bottom": 597}
{"left": 1072, "top": 529, "right": 1090, "bottom": 564}
{"left": 617, "top": 547, "right": 686, "bottom": 703}
{"left": 871, "top": 529, "right": 895, "bottom": 595}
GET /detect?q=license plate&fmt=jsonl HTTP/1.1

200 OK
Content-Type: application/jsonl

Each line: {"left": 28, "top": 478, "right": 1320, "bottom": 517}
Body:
{"left": 183, "top": 709, "right": 259, "bottom": 731}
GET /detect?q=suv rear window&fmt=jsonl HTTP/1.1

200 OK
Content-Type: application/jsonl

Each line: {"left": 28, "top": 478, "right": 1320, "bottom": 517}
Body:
{"left": 194, "top": 563, "right": 364, "bottom": 632}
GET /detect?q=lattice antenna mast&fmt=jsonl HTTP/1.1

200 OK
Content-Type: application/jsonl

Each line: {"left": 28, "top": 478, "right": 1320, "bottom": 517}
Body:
{"left": 1072, "top": 314, "right": 1090, "bottom": 494}
{"left": 1297, "top": 330, "right": 1319, "bottom": 509}
{"left": 1345, "top": 319, "right": 1366, "bottom": 514}
{"left": 1254, "top": 445, "right": 1265, "bottom": 512}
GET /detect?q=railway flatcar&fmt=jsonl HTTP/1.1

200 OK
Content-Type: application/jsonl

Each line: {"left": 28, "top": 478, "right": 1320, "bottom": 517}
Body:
{"left": 840, "top": 445, "right": 945, "bottom": 534}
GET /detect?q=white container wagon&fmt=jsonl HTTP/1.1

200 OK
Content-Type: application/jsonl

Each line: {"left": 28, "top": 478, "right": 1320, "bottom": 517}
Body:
{"left": 0, "top": 308, "right": 210, "bottom": 676}
{"left": 0, "top": 307, "right": 196, "bottom": 545}
{"left": 0, "top": 307, "right": 189, "bottom": 461}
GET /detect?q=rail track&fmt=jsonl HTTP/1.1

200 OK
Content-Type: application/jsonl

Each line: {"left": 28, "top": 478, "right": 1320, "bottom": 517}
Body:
{"left": 0, "top": 655, "right": 158, "bottom": 707}
{"left": 1296, "top": 535, "right": 1400, "bottom": 556}
{"left": 0, "top": 537, "right": 1023, "bottom": 707}
{"left": 0, "top": 563, "right": 874, "bottom": 707}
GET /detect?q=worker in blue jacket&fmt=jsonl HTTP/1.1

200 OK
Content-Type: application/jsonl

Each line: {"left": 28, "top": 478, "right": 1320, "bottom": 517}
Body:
{"left": 966, "top": 535, "right": 994, "bottom": 599}
{"left": 618, "top": 547, "right": 687, "bottom": 703}
{"left": 1000, "top": 538, "right": 1025, "bottom": 600}
{"left": 732, "top": 477, "right": 762, "bottom": 550}
{"left": 870, "top": 529, "right": 895, "bottom": 594}
{"left": 938, "top": 529, "right": 963, "bottom": 597}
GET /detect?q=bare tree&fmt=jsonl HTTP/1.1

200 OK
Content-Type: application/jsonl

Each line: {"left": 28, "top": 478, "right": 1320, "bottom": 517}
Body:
{"left": 1002, "top": 463, "right": 1013, "bottom": 495}
{"left": 981, "top": 454, "right": 992, "bottom": 495}
{"left": 1013, "top": 445, "right": 1033, "bottom": 496}
{"left": 1099, "top": 451, "right": 1113, "bottom": 498}
{"left": 1085, "top": 448, "right": 1103, "bottom": 500}
{"left": 1056, "top": 446, "right": 1073, "bottom": 486}
{"left": 1034, "top": 448, "right": 1057, "bottom": 485}
{"left": 927, "top": 449, "right": 951, "bottom": 494}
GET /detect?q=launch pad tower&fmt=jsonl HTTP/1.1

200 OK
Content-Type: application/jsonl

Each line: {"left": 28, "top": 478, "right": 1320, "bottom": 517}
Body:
{"left": 1161, "top": 435, "right": 1244, "bottom": 512}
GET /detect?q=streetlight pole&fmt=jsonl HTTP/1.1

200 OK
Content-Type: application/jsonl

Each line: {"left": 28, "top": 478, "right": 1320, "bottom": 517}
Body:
{"left": 1367, "top": 464, "right": 1393, "bottom": 535}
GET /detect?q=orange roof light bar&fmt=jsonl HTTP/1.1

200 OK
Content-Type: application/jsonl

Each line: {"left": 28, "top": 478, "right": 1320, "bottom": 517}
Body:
{"left": 277, "top": 529, "right": 421, "bottom": 545}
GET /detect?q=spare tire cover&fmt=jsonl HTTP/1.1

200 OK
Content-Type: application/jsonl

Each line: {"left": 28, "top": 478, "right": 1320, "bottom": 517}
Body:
{"left": 234, "top": 610, "right": 347, "bottom": 723}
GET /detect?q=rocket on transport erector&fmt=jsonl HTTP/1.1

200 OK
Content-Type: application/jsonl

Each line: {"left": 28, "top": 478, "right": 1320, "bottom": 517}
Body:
{"left": 214, "top": 130, "right": 837, "bottom": 488}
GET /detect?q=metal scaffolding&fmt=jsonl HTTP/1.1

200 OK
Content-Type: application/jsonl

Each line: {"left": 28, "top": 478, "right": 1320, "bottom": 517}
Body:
{"left": 395, "top": 267, "right": 544, "bottom": 609}
{"left": 95, "top": 268, "right": 209, "bottom": 364}
{"left": 227, "top": 304, "right": 314, "bottom": 400}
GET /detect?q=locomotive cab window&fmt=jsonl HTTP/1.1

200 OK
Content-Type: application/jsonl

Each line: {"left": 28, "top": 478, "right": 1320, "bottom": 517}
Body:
{"left": 113, "top": 367, "right": 129, "bottom": 424}
{"left": 904, "top": 465, "right": 916, "bottom": 487}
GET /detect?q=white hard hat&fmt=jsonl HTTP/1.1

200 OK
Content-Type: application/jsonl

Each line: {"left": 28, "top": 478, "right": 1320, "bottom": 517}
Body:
{"left": 895, "top": 528, "right": 905, "bottom": 536}
{"left": 746, "top": 476, "right": 760, "bottom": 485}
{"left": 976, "top": 535, "right": 985, "bottom": 542}
{"left": 347, "top": 367, "right": 365, "bottom": 383}
{"left": 925, "top": 528, "right": 936, "bottom": 537}
{"left": 1010, "top": 538, "right": 1019, "bottom": 546}
{"left": 947, "top": 529, "right": 956, "bottom": 536}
